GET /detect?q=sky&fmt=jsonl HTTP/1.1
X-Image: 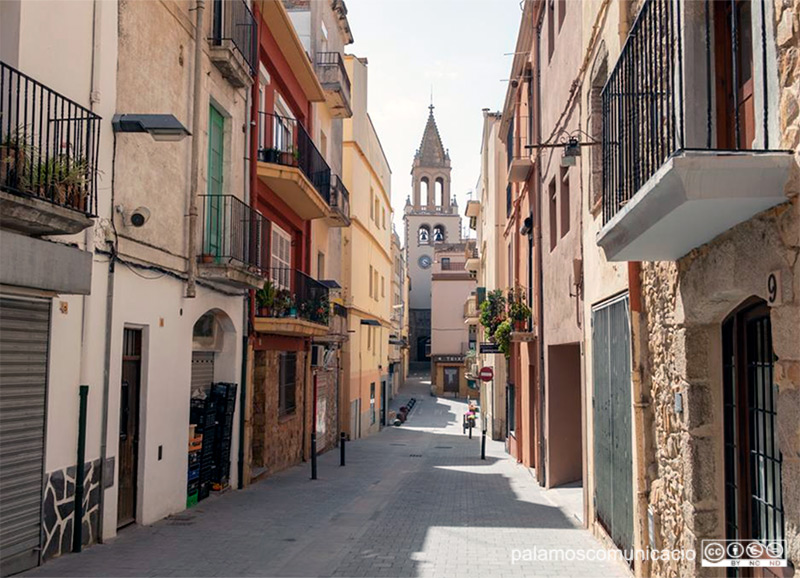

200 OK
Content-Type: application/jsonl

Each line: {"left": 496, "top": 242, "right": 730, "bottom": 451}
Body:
{"left": 343, "top": 0, "right": 524, "bottom": 237}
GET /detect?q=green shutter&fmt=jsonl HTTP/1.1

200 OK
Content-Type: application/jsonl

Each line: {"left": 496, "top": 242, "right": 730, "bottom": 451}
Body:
{"left": 206, "top": 105, "right": 225, "bottom": 257}
{"left": 476, "top": 287, "right": 486, "bottom": 305}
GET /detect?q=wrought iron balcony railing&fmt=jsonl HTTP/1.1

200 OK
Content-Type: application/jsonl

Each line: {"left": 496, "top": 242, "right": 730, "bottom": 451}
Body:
{"left": 210, "top": 0, "right": 257, "bottom": 76}
{"left": 257, "top": 112, "right": 332, "bottom": 204}
{"left": 316, "top": 52, "right": 351, "bottom": 97}
{"left": 0, "top": 61, "right": 100, "bottom": 216}
{"left": 329, "top": 174, "right": 350, "bottom": 221}
{"left": 602, "top": 0, "right": 777, "bottom": 224}
{"left": 199, "top": 194, "right": 268, "bottom": 273}
{"left": 258, "top": 267, "right": 330, "bottom": 326}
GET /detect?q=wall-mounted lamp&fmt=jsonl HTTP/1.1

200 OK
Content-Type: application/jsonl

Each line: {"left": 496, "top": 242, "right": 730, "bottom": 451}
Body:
{"left": 112, "top": 114, "right": 191, "bottom": 142}
{"left": 561, "top": 138, "right": 581, "bottom": 167}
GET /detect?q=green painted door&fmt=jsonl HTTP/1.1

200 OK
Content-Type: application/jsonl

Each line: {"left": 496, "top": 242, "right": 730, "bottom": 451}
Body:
{"left": 206, "top": 105, "right": 225, "bottom": 258}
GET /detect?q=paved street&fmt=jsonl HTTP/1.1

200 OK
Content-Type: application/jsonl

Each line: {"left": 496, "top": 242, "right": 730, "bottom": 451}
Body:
{"left": 25, "top": 374, "right": 629, "bottom": 578}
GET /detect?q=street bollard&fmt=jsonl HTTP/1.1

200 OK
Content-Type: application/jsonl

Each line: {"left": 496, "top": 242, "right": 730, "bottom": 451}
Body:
{"left": 469, "top": 420, "right": 473, "bottom": 439}
{"left": 481, "top": 428, "right": 486, "bottom": 460}
{"left": 311, "top": 432, "right": 317, "bottom": 480}
{"left": 340, "top": 431, "right": 346, "bottom": 466}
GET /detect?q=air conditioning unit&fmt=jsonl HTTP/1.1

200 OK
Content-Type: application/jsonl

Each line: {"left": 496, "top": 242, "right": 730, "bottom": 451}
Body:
{"left": 310, "top": 344, "right": 326, "bottom": 367}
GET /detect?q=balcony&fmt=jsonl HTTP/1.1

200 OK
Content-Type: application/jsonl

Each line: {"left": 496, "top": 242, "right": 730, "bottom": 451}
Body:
{"left": 208, "top": 0, "right": 257, "bottom": 87}
{"left": 325, "top": 174, "right": 351, "bottom": 227}
{"left": 254, "top": 267, "right": 330, "bottom": 337}
{"left": 315, "top": 52, "right": 352, "bottom": 119}
{"left": 507, "top": 135, "right": 533, "bottom": 183}
{"left": 463, "top": 294, "right": 479, "bottom": 325}
{"left": 197, "top": 195, "right": 267, "bottom": 290}
{"left": 597, "top": 0, "right": 792, "bottom": 262}
{"left": 0, "top": 61, "right": 99, "bottom": 237}
{"left": 256, "top": 112, "right": 333, "bottom": 221}
{"left": 465, "top": 244, "right": 480, "bottom": 272}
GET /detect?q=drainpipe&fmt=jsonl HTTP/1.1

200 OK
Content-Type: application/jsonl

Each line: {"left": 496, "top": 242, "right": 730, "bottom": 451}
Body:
{"left": 628, "top": 261, "right": 652, "bottom": 578}
{"left": 534, "top": 4, "right": 546, "bottom": 488}
{"left": 185, "top": 0, "right": 205, "bottom": 298}
{"left": 237, "top": 295, "right": 248, "bottom": 489}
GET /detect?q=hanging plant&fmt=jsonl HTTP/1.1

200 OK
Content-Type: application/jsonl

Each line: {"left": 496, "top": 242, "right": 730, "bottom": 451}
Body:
{"left": 493, "top": 319, "right": 513, "bottom": 358}
{"left": 508, "top": 300, "right": 531, "bottom": 323}
{"left": 479, "top": 289, "right": 507, "bottom": 338}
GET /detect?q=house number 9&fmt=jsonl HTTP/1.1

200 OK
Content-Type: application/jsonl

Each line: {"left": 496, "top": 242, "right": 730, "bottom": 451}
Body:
{"left": 767, "top": 271, "right": 781, "bottom": 306}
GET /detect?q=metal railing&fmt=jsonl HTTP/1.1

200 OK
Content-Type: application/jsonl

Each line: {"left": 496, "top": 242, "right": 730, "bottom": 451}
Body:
{"left": 0, "top": 61, "right": 100, "bottom": 216}
{"left": 602, "top": 0, "right": 774, "bottom": 224}
{"left": 329, "top": 174, "right": 350, "bottom": 220}
{"left": 316, "top": 52, "right": 351, "bottom": 96}
{"left": 257, "top": 112, "right": 332, "bottom": 204}
{"left": 259, "top": 267, "right": 330, "bottom": 326}
{"left": 210, "top": 0, "right": 257, "bottom": 75}
{"left": 199, "top": 194, "right": 268, "bottom": 273}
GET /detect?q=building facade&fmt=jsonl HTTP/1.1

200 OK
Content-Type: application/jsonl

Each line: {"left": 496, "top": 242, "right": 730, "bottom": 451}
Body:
{"left": 430, "top": 243, "right": 476, "bottom": 398}
{"left": 389, "top": 228, "right": 409, "bottom": 396}
{"left": 341, "top": 54, "right": 393, "bottom": 438}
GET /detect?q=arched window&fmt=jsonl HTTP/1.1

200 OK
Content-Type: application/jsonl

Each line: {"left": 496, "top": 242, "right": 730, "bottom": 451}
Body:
{"left": 432, "top": 225, "right": 444, "bottom": 243}
{"left": 418, "top": 225, "right": 430, "bottom": 245}
{"left": 420, "top": 178, "right": 430, "bottom": 206}
{"left": 434, "top": 178, "right": 444, "bottom": 207}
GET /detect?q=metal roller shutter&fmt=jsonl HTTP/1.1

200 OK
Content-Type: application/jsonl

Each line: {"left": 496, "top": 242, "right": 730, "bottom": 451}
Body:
{"left": 191, "top": 351, "right": 215, "bottom": 396}
{"left": 0, "top": 297, "right": 50, "bottom": 577}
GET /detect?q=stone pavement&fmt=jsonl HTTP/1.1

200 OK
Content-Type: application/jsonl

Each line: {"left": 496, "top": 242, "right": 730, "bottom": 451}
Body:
{"left": 25, "top": 373, "right": 630, "bottom": 578}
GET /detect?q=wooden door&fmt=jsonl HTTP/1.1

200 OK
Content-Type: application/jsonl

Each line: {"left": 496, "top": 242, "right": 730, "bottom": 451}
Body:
{"left": 714, "top": 0, "right": 755, "bottom": 150}
{"left": 117, "top": 329, "right": 141, "bottom": 529}
{"left": 206, "top": 105, "right": 225, "bottom": 258}
{"left": 443, "top": 367, "right": 459, "bottom": 393}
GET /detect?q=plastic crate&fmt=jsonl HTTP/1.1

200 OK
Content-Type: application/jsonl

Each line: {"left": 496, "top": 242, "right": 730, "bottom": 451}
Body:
{"left": 187, "top": 491, "right": 198, "bottom": 508}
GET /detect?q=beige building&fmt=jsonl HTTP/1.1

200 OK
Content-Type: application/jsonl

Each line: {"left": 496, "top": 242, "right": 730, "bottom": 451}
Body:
{"left": 430, "top": 243, "right": 476, "bottom": 398}
{"left": 342, "top": 54, "right": 393, "bottom": 438}
{"left": 469, "top": 109, "right": 508, "bottom": 441}
{"left": 388, "top": 228, "right": 408, "bottom": 396}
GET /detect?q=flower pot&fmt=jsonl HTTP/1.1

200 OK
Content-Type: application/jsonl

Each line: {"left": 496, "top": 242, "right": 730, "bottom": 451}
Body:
{"left": 258, "top": 307, "right": 271, "bottom": 317}
{"left": 280, "top": 152, "right": 297, "bottom": 167}
{"left": 200, "top": 254, "right": 214, "bottom": 264}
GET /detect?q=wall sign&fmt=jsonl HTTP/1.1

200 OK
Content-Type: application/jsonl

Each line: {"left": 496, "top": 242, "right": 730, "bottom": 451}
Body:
{"left": 479, "top": 342, "right": 502, "bottom": 354}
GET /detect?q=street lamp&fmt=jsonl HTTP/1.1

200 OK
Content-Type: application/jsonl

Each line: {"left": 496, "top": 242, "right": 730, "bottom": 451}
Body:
{"left": 112, "top": 114, "right": 191, "bottom": 142}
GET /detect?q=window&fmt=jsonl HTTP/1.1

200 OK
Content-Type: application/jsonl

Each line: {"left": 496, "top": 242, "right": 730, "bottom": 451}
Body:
{"left": 558, "top": 0, "right": 566, "bottom": 31}
{"left": 367, "top": 325, "right": 371, "bottom": 350}
{"left": 317, "top": 251, "right": 325, "bottom": 279}
{"left": 381, "top": 275, "right": 385, "bottom": 298}
{"left": 549, "top": 178, "right": 557, "bottom": 250}
{"left": 271, "top": 223, "right": 292, "bottom": 289}
{"left": 370, "top": 189, "right": 374, "bottom": 220}
{"left": 420, "top": 178, "right": 429, "bottom": 205}
{"left": 273, "top": 93, "right": 294, "bottom": 152}
{"left": 382, "top": 208, "right": 386, "bottom": 229}
{"left": 560, "top": 167, "right": 570, "bottom": 238}
{"left": 432, "top": 225, "right": 444, "bottom": 243}
{"left": 547, "top": 0, "right": 555, "bottom": 61}
{"left": 370, "top": 383, "right": 376, "bottom": 424}
{"left": 278, "top": 352, "right": 297, "bottom": 416}
{"left": 441, "top": 257, "right": 451, "bottom": 270}
{"left": 369, "top": 265, "right": 373, "bottom": 298}
{"left": 206, "top": 105, "right": 225, "bottom": 257}
{"left": 434, "top": 179, "right": 443, "bottom": 206}
{"left": 374, "top": 270, "right": 379, "bottom": 301}
{"left": 375, "top": 199, "right": 380, "bottom": 224}
{"left": 320, "top": 130, "right": 328, "bottom": 161}
{"left": 258, "top": 64, "right": 270, "bottom": 149}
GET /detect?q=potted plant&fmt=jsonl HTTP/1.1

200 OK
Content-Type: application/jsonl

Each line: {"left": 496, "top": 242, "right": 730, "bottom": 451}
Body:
{"left": 508, "top": 294, "right": 531, "bottom": 331}
{"left": 479, "top": 289, "right": 507, "bottom": 339}
{"left": 0, "top": 128, "right": 31, "bottom": 188}
{"left": 256, "top": 281, "right": 276, "bottom": 317}
{"left": 273, "top": 289, "right": 295, "bottom": 318}
{"left": 493, "top": 319, "right": 513, "bottom": 358}
{"left": 199, "top": 253, "right": 215, "bottom": 264}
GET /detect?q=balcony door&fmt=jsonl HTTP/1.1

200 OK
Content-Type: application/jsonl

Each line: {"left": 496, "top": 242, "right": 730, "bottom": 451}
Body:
{"left": 270, "top": 224, "right": 292, "bottom": 290}
{"left": 206, "top": 105, "right": 225, "bottom": 259}
{"left": 714, "top": 0, "right": 755, "bottom": 149}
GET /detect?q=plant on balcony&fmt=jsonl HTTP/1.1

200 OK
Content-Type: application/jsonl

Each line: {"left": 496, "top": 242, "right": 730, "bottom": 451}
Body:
{"left": 256, "top": 281, "right": 276, "bottom": 316}
{"left": 280, "top": 147, "right": 299, "bottom": 167}
{"left": 300, "top": 291, "right": 329, "bottom": 326}
{"left": 273, "top": 289, "right": 296, "bottom": 318}
{"left": 507, "top": 286, "right": 531, "bottom": 329}
{"left": 493, "top": 319, "right": 513, "bottom": 358}
{"left": 0, "top": 128, "right": 32, "bottom": 187}
{"left": 20, "top": 153, "right": 91, "bottom": 211}
{"left": 479, "top": 289, "right": 506, "bottom": 339}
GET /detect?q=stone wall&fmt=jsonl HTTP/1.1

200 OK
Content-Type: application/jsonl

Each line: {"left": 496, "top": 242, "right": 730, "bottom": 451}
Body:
{"left": 251, "top": 350, "right": 310, "bottom": 476}
{"left": 640, "top": 2, "right": 800, "bottom": 575}
{"left": 42, "top": 458, "right": 101, "bottom": 561}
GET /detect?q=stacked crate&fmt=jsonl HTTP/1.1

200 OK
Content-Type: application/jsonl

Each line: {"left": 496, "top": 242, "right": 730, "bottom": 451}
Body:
{"left": 187, "top": 425, "right": 202, "bottom": 507}
{"left": 211, "top": 383, "right": 237, "bottom": 487}
{"left": 190, "top": 397, "right": 217, "bottom": 501}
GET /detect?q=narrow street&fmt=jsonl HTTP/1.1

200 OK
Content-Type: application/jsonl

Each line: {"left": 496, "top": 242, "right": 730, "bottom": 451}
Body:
{"left": 24, "top": 374, "right": 628, "bottom": 578}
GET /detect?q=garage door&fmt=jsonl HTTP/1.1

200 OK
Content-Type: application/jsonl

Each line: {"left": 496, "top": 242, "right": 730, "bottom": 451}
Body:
{"left": 191, "top": 351, "right": 215, "bottom": 396}
{"left": 0, "top": 297, "right": 50, "bottom": 577}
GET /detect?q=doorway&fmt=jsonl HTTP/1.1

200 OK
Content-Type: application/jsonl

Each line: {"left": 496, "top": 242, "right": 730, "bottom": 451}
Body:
{"left": 443, "top": 367, "right": 459, "bottom": 395}
{"left": 118, "top": 328, "right": 142, "bottom": 529}
{"left": 723, "top": 300, "right": 784, "bottom": 564}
